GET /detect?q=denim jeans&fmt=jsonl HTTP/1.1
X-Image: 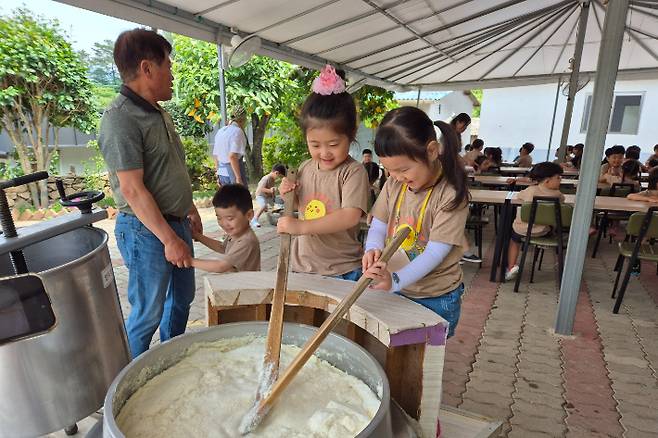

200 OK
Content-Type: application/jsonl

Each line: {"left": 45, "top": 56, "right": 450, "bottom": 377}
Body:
{"left": 331, "top": 267, "right": 363, "bottom": 281}
{"left": 396, "top": 283, "right": 465, "bottom": 338}
{"left": 218, "top": 160, "right": 248, "bottom": 186}
{"left": 115, "top": 212, "right": 195, "bottom": 358}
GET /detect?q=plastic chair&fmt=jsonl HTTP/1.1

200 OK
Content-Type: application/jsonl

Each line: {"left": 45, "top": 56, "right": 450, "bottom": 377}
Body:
{"left": 591, "top": 182, "right": 637, "bottom": 258}
{"left": 610, "top": 207, "right": 658, "bottom": 313}
{"left": 514, "top": 197, "right": 573, "bottom": 293}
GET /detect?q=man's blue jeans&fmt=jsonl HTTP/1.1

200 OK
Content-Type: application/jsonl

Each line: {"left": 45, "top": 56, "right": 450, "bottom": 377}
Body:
{"left": 115, "top": 213, "right": 195, "bottom": 358}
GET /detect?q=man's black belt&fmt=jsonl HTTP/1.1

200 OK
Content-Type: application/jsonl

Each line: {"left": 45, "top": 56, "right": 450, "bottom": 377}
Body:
{"left": 163, "top": 213, "right": 186, "bottom": 223}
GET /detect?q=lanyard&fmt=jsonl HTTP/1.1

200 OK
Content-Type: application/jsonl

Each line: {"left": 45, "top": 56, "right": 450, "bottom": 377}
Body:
{"left": 393, "top": 183, "right": 434, "bottom": 239}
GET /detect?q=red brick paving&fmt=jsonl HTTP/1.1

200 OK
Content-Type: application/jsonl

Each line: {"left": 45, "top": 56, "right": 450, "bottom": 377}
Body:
{"left": 560, "top": 282, "right": 623, "bottom": 437}
{"left": 442, "top": 244, "right": 499, "bottom": 407}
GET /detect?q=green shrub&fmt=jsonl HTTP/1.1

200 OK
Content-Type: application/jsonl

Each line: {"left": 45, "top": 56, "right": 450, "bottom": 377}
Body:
{"left": 181, "top": 137, "right": 216, "bottom": 191}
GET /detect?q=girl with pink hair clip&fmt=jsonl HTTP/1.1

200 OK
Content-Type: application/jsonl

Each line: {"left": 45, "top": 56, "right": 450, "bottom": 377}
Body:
{"left": 277, "top": 65, "right": 370, "bottom": 281}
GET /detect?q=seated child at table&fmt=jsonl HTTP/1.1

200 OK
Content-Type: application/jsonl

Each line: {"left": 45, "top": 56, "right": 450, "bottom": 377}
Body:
{"left": 251, "top": 163, "right": 287, "bottom": 228}
{"left": 514, "top": 142, "right": 534, "bottom": 168}
{"left": 627, "top": 167, "right": 658, "bottom": 203}
{"left": 362, "top": 107, "right": 469, "bottom": 338}
{"left": 625, "top": 146, "right": 648, "bottom": 172}
{"left": 505, "top": 162, "right": 564, "bottom": 281}
{"left": 601, "top": 158, "right": 641, "bottom": 191}
{"left": 599, "top": 145, "right": 625, "bottom": 184}
{"left": 478, "top": 147, "right": 503, "bottom": 174}
{"left": 561, "top": 143, "right": 583, "bottom": 170}
{"left": 192, "top": 184, "right": 260, "bottom": 273}
{"left": 463, "top": 138, "right": 484, "bottom": 167}
{"left": 645, "top": 144, "right": 658, "bottom": 169}
{"left": 648, "top": 157, "right": 658, "bottom": 172}
{"left": 277, "top": 65, "right": 369, "bottom": 281}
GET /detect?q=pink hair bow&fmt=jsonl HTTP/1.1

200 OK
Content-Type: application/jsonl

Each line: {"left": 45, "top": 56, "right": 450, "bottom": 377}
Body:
{"left": 312, "top": 65, "right": 346, "bottom": 95}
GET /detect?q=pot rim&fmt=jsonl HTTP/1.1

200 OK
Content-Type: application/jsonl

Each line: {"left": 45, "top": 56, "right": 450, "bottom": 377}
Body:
{"left": 103, "top": 321, "right": 391, "bottom": 438}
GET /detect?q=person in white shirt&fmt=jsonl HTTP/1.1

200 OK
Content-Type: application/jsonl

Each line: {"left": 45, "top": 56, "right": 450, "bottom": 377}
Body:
{"left": 213, "top": 106, "right": 248, "bottom": 186}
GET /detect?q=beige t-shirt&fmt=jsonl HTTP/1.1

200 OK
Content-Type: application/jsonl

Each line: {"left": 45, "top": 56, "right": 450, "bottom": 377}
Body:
{"left": 463, "top": 150, "right": 483, "bottom": 166}
{"left": 256, "top": 174, "right": 275, "bottom": 198}
{"left": 291, "top": 157, "right": 369, "bottom": 276}
{"left": 222, "top": 228, "right": 261, "bottom": 271}
{"left": 516, "top": 154, "right": 533, "bottom": 168}
{"left": 371, "top": 177, "right": 468, "bottom": 299}
{"left": 512, "top": 185, "right": 565, "bottom": 236}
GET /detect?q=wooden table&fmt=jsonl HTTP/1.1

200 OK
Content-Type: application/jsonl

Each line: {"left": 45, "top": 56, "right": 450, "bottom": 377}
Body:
{"left": 471, "top": 176, "right": 647, "bottom": 190}
{"left": 469, "top": 189, "right": 652, "bottom": 282}
{"left": 499, "top": 167, "right": 531, "bottom": 175}
{"left": 205, "top": 272, "right": 448, "bottom": 438}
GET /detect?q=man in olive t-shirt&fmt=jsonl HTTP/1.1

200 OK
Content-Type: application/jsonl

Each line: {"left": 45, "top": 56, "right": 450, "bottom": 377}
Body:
{"left": 98, "top": 29, "right": 202, "bottom": 358}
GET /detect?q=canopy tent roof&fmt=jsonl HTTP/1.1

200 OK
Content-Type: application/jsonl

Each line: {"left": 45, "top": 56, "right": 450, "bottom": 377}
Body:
{"left": 56, "top": 0, "right": 658, "bottom": 90}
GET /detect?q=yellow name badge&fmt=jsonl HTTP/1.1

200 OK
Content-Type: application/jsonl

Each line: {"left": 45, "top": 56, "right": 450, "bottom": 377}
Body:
{"left": 304, "top": 199, "right": 326, "bottom": 220}
{"left": 396, "top": 223, "right": 416, "bottom": 252}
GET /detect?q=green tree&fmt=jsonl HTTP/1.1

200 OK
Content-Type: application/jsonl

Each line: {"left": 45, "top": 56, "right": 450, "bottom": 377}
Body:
{"left": 0, "top": 9, "right": 96, "bottom": 207}
{"left": 87, "top": 39, "right": 120, "bottom": 88}
{"left": 353, "top": 85, "right": 399, "bottom": 129}
{"left": 170, "top": 35, "right": 301, "bottom": 180}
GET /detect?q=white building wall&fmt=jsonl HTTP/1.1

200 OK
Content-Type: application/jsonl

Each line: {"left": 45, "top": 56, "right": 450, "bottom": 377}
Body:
{"left": 479, "top": 79, "right": 658, "bottom": 162}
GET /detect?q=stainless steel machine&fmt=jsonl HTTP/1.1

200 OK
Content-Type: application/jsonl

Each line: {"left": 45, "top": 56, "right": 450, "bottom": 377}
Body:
{"left": 0, "top": 172, "right": 130, "bottom": 438}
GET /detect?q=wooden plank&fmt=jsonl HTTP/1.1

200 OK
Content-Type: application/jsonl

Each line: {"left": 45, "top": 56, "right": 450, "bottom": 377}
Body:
{"left": 205, "top": 272, "right": 446, "bottom": 346}
{"left": 386, "top": 344, "right": 425, "bottom": 421}
{"left": 206, "top": 296, "right": 219, "bottom": 327}
{"left": 439, "top": 405, "right": 503, "bottom": 438}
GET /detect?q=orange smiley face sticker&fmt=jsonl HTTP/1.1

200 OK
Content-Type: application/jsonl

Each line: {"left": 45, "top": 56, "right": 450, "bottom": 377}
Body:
{"left": 304, "top": 200, "right": 326, "bottom": 220}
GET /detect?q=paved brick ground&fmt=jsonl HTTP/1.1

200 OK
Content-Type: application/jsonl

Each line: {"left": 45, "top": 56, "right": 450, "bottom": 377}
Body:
{"left": 43, "top": 206, "right": 658, "bottom": 437}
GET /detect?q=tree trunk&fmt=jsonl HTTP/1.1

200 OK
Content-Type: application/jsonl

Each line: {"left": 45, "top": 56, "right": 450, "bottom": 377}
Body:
{"left": 246, "top": 113, "right": 269, "bottom": 182}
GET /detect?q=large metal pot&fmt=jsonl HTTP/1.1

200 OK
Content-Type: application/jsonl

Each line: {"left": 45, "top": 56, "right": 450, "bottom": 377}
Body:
{"left": 103, "top": 322, "right": 393, "bottom": 438}
{"left": 0, "top": 226, "right": 130, "bottom": 437}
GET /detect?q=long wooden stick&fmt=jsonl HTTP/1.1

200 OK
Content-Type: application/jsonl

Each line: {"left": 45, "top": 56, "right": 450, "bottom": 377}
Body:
{"left": 241, "top": 227, "right": 411, "bottom": 434}
{"left": 257, "top": 169, "right": 297, "bottom": 400}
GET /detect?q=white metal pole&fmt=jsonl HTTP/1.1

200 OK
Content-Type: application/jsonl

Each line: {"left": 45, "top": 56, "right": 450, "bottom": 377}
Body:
{"left": 555, "top": 0, "right": 630, "bottom": 335}
{"left": 546, "top": 76, "right": 563, "bottom": 161}
{"left": 557, "top": 1, "right": 590, "bottom": 162}
{"left": 217, "top": 43, "right": 228, "bottom": 127}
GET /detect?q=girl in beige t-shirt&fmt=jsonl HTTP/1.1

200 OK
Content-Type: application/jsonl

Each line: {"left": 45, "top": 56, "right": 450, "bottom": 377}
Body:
{"left": 362, "top": 107, "right": 469, "bottom": 338}
{"left": 505, "top": 162, "right": 564, "bottom": 281}
{"left": 277, "top": 65, "right": 369, "bottom": 280}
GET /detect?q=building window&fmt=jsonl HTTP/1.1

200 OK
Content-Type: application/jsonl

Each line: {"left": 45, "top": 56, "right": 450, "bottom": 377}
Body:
{"left": 581, "top": 93, "right": 643, "bottom": 134}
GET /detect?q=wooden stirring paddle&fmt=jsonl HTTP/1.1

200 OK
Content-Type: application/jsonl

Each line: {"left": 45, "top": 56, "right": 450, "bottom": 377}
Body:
{"left": 255, "top": 169, "right": 297, "bottom": 401}
{"left": 240, "top": 226, "right": 411, "bottom": 435}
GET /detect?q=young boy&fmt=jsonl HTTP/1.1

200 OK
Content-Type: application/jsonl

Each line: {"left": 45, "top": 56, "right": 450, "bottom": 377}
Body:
{"left": 645, "top": 144, "right": 658, "bottom": 169}
{"left": 463, "top": 138, "right": 484, "bottom": 167}
{"left": 251, "top": 164, "right": 286, "bottom": 228}
{"left": 192, "top": 184, "right": 260, "bottom": 273}
{"left": 625, "top": 146, "right": 648, "bottom": 172}
{"left": 627, "top": 167, "right": 658, "bottom": 203}
{"left": 599, "top": 145, "right": 625, "bottom": 185}
{"left": 514, "top": 142, "right": 534, "bottom": 168}
{"left": 506, "top": 162, "right": 564, "bottom": 281}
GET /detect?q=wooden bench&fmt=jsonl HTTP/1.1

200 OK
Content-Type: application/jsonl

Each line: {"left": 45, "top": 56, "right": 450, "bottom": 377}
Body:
{"left": 205, "top": 271, "right": 448, "bottom": 438}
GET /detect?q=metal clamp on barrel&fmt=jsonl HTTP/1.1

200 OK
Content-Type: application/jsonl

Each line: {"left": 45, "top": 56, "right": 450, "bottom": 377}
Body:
{"left": 0, "top": 171, "right": 49, "bottom": 274}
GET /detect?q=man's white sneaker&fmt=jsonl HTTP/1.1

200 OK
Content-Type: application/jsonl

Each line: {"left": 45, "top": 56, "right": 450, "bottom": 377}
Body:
{"left": 505, "top": 265, "right": 519, "bottom": 281}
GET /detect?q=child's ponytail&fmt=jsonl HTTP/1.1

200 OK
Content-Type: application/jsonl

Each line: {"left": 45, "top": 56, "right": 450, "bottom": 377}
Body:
{"left": 433, "top": 120, "right": 469, "bottom": 210}
{"left": 375, "top": 107, "right": 469, "bottom": 211}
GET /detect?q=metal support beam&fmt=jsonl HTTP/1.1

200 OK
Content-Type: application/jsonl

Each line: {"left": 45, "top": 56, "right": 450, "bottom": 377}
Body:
{"left": 415, "top": 87, "right": 421, "bottom": 108}
{"left": 555, "top": 0, "right": 630, "bottom": 336}
{"left": 216, "top": 43, "right": 227, "bottom": 127}
{"left": 557, "top": 2, "right": 590, "bottom": 163}
{"left": 546, "top": 76, "right": 563, "bottom": 161}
